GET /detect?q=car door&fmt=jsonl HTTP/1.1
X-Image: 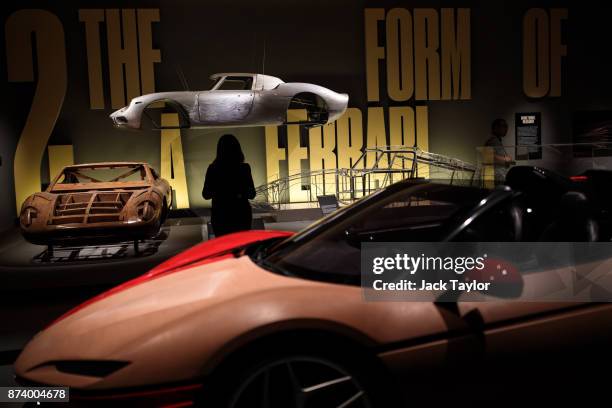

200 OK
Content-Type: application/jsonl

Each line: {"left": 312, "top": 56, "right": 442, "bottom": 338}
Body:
{"left": 197, "top": 76, "right": 255, "bottom": 124}
{"left": 452, "top": 195, "right": 612, "bottom": 403}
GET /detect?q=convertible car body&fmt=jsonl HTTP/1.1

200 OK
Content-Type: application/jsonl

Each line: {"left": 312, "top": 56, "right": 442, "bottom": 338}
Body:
{"left": 15, "top": 167, "right": 612, "bottom": 407}
{"left": 19, "top": 162, "right": 172, "bottom": 246}
{"left": 110, "top": 73, "right": 349, "bottom": 130}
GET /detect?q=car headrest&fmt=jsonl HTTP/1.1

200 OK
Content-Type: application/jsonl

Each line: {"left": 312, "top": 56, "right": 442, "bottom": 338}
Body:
{"left": 539, "top": 191, "right": 598, "bottom": 242}
{"left": 559, "top": 191, "right": 589, "bottom": 213}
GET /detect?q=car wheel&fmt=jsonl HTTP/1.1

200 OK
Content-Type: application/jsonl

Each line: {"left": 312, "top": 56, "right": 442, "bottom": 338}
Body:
{"left": 201, "top": 350, "right": 394, "bottom": 408}
{"left": 230, "top": 355, "right": 372, "bottom": 408}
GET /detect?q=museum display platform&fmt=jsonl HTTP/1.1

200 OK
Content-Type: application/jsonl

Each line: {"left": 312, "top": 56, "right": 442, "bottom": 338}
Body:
{"left": 0, "top": 211, "right": 204, "bottom": 374}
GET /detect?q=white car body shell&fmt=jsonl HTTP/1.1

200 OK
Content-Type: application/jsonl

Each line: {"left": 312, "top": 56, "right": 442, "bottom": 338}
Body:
{"left": 110, "top": 73, "right": 349, "bottom": 129}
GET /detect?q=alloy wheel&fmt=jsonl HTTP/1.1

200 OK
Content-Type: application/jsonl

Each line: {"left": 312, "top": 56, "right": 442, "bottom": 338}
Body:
{"left": 229, "top": 356, "right": 372, "bottom": 408}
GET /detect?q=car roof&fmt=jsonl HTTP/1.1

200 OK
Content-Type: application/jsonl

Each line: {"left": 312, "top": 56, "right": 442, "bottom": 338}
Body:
{"left": 209, "top": 72, "right": 284, "bottom": 83}
{"left": 63, "top": 162, "right": 147, "bottom": 170}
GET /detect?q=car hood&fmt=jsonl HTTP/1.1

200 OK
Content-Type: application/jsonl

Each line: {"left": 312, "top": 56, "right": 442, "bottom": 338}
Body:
{"left": 15, "top": 233, "right": 453, "bottom": 390}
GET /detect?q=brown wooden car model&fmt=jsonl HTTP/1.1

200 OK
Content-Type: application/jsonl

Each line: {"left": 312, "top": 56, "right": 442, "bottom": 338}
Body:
{"left": 19, "top": 162, "right": 172, "bottom": 252}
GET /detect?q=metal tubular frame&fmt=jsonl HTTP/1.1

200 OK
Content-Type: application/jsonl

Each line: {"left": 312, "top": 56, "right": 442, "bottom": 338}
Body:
{"left": 251, "top": 146, "right": 478, "bottom": 209}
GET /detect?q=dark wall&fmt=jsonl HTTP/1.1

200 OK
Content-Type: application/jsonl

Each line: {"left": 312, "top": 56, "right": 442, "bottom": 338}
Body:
{"left": 1, "top": 0, "right": 611, "bottom": 230}
{"left": 0, "top": 116, "right": 15, "bottom": 232}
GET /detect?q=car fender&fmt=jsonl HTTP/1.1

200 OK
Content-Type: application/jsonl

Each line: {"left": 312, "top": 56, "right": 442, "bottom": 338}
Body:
{"left": 276, "top": 83, "right": 349, "bottom": 122}
{"left": 14, "top": 255, "right": 451, "bottom": 390}
{"left": 19, "top": 193, "right": 55, "bottom": 231}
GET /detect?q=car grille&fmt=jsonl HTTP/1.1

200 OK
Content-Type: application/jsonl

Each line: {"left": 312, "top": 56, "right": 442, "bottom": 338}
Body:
{"left": 51, "top": 192, "right": 133, "bottom": 225}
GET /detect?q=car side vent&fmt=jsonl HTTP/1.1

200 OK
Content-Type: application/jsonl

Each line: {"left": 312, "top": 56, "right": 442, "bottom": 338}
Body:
{"left": 53, "top": 360, "right": 130, "bottom": 377}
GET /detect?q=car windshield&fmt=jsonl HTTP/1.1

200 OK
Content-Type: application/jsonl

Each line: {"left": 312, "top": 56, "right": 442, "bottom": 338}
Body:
{"left": 215, "top": 76, "right": 253, "bottom": 90}
{"left": 261, "top": 182, "right": 489, "bottom": 284}
{"left": 54, "top": 165, "right": 147, "bottom": 185}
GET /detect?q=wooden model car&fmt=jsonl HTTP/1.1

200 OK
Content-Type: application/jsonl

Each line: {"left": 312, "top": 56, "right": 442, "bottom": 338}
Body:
{"left": 19, "top": 162, "right": 172, "bottom": 248}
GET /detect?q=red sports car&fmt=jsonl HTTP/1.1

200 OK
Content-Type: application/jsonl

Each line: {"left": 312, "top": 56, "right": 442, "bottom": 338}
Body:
{"left": 14, "top": 167, "right": 612, "bottom": 407}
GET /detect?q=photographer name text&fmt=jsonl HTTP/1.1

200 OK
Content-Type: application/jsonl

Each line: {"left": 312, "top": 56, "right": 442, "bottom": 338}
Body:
{"left": 372, "top": 279, "right": 491, "bottom": 292}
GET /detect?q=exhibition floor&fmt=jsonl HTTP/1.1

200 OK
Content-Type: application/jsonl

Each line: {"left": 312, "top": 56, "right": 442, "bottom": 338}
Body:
{"left": 0, "top": 213, "right": 205, "bottom": 392}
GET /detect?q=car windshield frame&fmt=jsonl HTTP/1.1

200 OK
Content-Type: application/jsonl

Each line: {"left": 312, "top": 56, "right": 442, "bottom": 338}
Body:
{"left": 259, "top": 180, "right": 491, "bottom": 284}
{"left": 49, "top": 164, "right": 150, "bottom": 190}
{"left": 212, "top": 76, "right": 255, "bottom": 91}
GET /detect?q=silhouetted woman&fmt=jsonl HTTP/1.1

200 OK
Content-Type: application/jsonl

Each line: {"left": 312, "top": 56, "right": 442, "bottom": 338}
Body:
{"left": 202, "top": 134, "right": 256, "bottom": 237}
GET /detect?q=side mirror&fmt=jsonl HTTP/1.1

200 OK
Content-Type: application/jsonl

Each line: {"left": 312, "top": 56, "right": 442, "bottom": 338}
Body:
{"left": 465, "top": 257, "right": 524, "bottom": 298}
